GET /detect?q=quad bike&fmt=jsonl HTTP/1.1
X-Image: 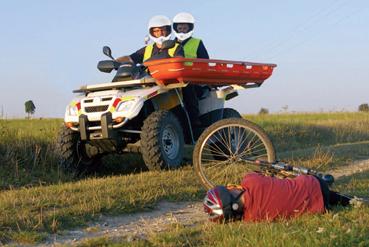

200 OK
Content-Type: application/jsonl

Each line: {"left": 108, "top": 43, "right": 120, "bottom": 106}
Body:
{"left": 56, "top": 41, "right": 277, "bottom": 176}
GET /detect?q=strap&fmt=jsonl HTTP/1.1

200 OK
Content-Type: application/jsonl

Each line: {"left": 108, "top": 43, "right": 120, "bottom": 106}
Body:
{"left": 143, "top": 44, "right": 154, "bottom": 62}
{"left": 168, "top": 42, "right": 179, "bottom": 57}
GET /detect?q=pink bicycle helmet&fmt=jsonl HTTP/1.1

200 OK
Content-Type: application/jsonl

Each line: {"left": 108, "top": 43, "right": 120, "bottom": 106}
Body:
{"left": 203, "top": 185, "right": 243, "bottom": 222}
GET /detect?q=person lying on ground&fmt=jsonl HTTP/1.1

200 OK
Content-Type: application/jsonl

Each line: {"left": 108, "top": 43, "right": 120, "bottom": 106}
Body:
{"left": 203, "top": 171, "right": 368, "bottom": 222}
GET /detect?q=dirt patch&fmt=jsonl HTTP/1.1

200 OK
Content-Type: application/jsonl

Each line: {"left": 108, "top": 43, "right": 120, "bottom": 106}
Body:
{"left": 40, "top": 159, "right": 369, "bottom": 246}
{"left": 44, "top": 201, "right": 206, "bottom": 246}
{"left": 330, "top": 158, "right": 369, "bottom": 179}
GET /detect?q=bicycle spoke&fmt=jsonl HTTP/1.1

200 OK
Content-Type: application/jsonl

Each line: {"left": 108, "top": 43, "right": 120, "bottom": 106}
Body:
{"left": 200, "top": 159, "right": 231, "bottom": 168}
{"left": 202, "top": 144, "right": 227, "bottom": 157}
{"left": 206, "top": 135, "right": 228, "bottom": 157}
{"left": 235, "top": 126, "right": 246, "bottom": 154}
{"left": 219, "top": 128, "right": 232, "bottom": 153}
{"left": 237, "top": 144, "right": 267, "bottom": 158}
{"left": 236, "top": 128, "right": 254, "bottom": 153}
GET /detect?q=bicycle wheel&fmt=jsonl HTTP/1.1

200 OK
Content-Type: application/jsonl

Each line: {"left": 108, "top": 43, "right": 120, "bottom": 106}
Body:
{"left": 193, "top": 118, "right": 276, "bottom": 189}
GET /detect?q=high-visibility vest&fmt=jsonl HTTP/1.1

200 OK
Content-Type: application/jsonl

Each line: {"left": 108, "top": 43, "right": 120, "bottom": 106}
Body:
{"left": 183, "top": 37, "right": 201, "bottom": 58}
{"left": 143, "top": 43, "right": 179, "bottom": 62}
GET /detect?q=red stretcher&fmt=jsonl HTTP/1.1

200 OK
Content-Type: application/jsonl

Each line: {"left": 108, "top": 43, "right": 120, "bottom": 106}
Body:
{"left": 144, "top": 58, "right": 277, "bottom": 86}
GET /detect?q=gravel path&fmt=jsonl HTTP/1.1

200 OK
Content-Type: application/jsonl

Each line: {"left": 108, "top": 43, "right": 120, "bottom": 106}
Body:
{"left": 330, "top": 159, "right": 369, "bottom": 179}
{"left": 42, "top": 201, "right": 207, "bottom": 246}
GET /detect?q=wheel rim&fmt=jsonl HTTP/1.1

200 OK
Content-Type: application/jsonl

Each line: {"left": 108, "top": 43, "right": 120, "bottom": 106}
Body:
{"left": 162, "top": 124, "right": 180, "bottom": 159}
{"left": 197, "top": 124, "right": 271, "bottom": 187}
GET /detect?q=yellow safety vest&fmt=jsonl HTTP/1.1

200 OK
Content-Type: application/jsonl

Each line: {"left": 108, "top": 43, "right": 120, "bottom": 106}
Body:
{"left": 143, "top": 43, "right": 179, "bottom": 62}
{"left": 183, "top": 37, "right": 201, "bottom": 58}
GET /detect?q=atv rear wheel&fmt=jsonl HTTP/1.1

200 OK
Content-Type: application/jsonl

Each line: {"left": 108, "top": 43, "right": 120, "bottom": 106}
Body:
{"left": 140, "top": 110, "right": 184, "bottom": 170}
{"left": 221, "top": 108, "right": 242, "bottom": 119}
{"left": 56, "top": 125, "right": 102, "bottom": 176}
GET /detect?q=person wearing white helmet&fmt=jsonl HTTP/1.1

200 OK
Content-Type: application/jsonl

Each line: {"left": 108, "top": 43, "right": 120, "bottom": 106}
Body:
{"left": 173, "top": 12, "right": 209, "bottom": 127}
{"left": 173, "top": 12, "right": 209, "bottom": 59}
{"left": 117, "top": 15, "right": 183, "bottom": 64}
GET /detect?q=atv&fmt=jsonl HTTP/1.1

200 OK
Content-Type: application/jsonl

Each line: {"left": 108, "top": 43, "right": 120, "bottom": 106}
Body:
{"left": 56, "top": 41, "right": 276, "bottom": 175}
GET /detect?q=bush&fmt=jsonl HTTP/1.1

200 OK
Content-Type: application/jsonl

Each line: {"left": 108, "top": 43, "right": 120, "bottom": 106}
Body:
{"left": 259, "top": 108, "right": 269, "bottom": 115}
{"left": 358, "top": 103, "right": 369, "bottom": 112}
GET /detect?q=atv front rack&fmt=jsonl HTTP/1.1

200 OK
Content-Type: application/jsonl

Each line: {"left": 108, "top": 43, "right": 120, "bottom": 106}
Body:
{"left": 73, "top": 77, "right": 158, "bottom": 93}
{"left": 144, "top": 58, "right": 277, "bottom": 86}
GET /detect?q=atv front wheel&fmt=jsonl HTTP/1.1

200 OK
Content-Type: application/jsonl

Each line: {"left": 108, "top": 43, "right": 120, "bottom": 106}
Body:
{"left": 140, "top": 110, "right": 184, "bottom": 170}
{"left": 56, "top": 125, "right": 102, "bottom": 176}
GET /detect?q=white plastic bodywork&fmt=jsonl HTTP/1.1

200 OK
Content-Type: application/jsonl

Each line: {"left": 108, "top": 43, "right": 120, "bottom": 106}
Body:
{"left": 198, "top": 86, "right": 241, "bottom": 114}
{"left": 65, "top": 83, "right": 166, "bottom": 124}
{"left": 64, "top": 78, "right": 245, "bottom": 130}
{"left": 198, "top": 90, "right": 224, "bottom": 115}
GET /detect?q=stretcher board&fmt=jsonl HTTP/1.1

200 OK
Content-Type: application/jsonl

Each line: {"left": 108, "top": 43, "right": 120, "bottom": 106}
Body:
{"left": 144, "top": 58, "right": 277, "bottom": 86}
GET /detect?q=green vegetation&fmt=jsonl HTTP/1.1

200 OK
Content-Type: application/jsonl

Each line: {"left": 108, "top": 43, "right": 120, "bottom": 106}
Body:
{"left": 0, "top": 119, "right": 67, "bottom": 188}
{"left": 62, "top": 171, "right": 369, "bottom": 247}
{"left": 148, "top": 206, "right": 369, "bottom": 247}
{"left": 0, "top": 112, "right": 368, "bottom": 245}
{"left": 246, "top": 112, "right": 369, "bottom": 168}
{"left": 358, "top": 103, "right": 369, "bottom": 112}
{"left": 258, "top": 107, "right": 269, "bottom": 115}
{"left": 0, "top": 168, "right": 203, "bottom": 244}
{"left": 24, "top": 100, "right": 36, "bottom": 119}
{"left": 246, "top": 112, "right": 369, "bottom": 151}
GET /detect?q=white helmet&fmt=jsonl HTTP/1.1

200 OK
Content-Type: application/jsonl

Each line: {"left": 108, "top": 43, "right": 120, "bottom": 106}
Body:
{"left": 173, "top": 12, "right": 195, "bottom": 41}
{"left": 148, "top": 15, "right": 172, "bottom": 45}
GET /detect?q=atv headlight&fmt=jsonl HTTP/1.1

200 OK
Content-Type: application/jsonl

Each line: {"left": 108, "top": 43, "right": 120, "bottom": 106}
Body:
{"left": 116, "top": 100, "right": 135, "bottom": 112}
{"left": 66, "top": 105, "right": 78, "bottom": 116}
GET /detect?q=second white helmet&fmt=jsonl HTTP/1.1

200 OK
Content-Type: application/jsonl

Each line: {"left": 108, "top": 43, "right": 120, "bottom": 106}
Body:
{"left": 148, "top": 15, "right": 172, "bottom": 45}
{"left": 173, "top": 12, "right": 195, "bottom": 41}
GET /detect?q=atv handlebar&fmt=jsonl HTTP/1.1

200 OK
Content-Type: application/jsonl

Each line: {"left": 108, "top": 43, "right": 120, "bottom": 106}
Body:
{"left": 97, "top": 60, "right": 121, "bottom": 73}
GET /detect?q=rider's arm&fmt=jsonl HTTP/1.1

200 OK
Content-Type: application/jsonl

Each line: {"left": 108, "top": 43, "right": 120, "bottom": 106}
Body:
{"left": 115, "top": 56, "right": 134, "bottom": 63}
{"left": 117, "top": 47, "right": 145, "bottom": 64}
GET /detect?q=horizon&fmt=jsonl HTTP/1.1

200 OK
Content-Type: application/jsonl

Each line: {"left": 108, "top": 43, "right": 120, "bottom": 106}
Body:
{"left": 1, "top": 109, "right": 367, "bottom": 120}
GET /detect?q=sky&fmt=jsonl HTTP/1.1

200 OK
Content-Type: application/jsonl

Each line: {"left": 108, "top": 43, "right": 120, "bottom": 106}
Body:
{"left": 0, "top": 0, "right": 368, "bottom": 118}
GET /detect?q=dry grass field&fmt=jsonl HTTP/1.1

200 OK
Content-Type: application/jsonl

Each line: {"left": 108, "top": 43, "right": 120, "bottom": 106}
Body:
{"left": 0, "top": 112, "right": 368, "bottom": 245}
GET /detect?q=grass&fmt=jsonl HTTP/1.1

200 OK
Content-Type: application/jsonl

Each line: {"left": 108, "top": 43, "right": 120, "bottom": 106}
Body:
{"left": 0, "top": 112, "right": 369, "bottom": 245}
{"left": 0, "top": 119, "right": 68, "bottom": 188}
{"left": 246, "top": 112, "right": 369, "bottom": 152}
{"left": 61, "top": 171, "right": 369, "bottom": 247}
{"left": 0, "top": 168, "right": 204, "bottom": 244}
{"left": 144, "top": 170, "right": 369, "bottom": 247}
{"left": 0, "top": 119, "right": 147, "bottom": 188}
{"left": 161, "top": 207, "right": 369, "bottom": 247}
